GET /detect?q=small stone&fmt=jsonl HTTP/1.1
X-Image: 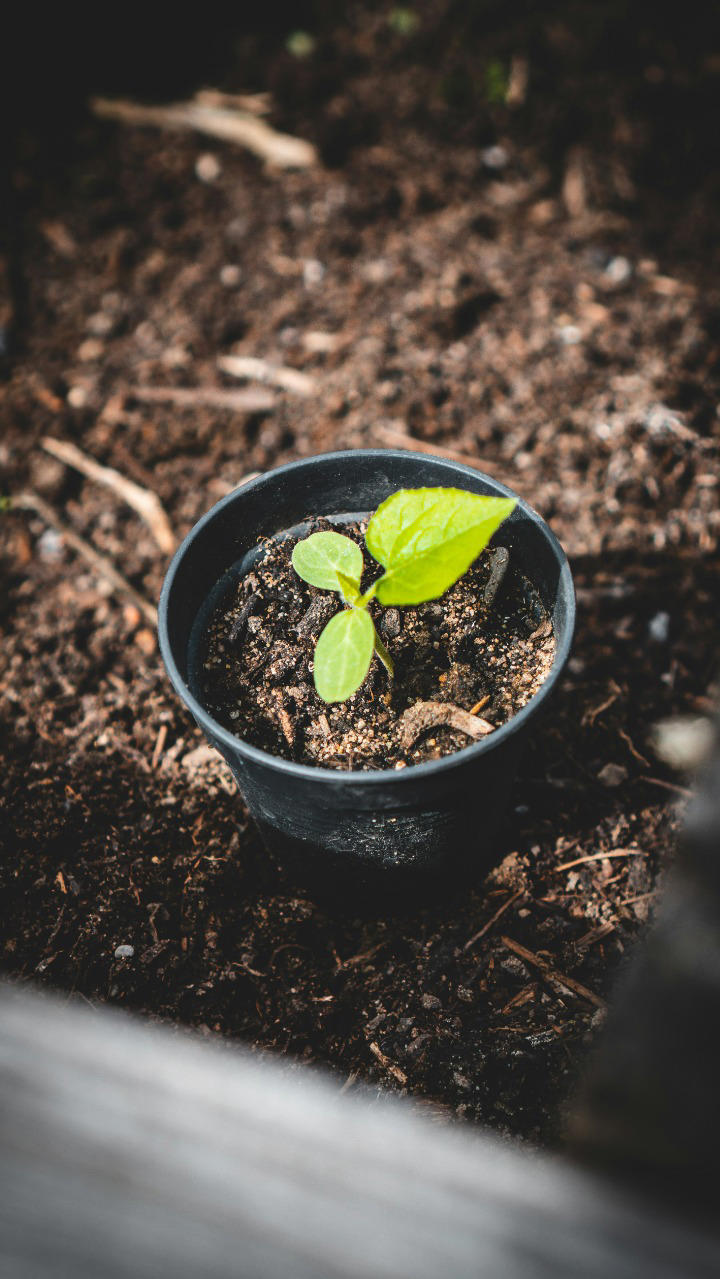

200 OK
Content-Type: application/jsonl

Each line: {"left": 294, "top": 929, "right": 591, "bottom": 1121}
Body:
{"left": 381, "top": 608, "right": 402, "bottom": 640}
{"left": 302, "top": 330, "right": 338, "bottom": 354}
{"left": 87, "top": 310, "right": 115, "bottom": 337}
{"left": 135, "top": 628, "right": 156, "bottom": 655}
{"left": 303, "top": 259, "right": 325, "bottom": 288}
{"left": 114, "top": 944, "right": 134, "bottom": 960}
{"left": 597, "top": 762, "right": 628, "bottom": 787}
{"left": 648, "top": 611, "right": 670, "bottom": 644}
{"left": 195, "top": 152, "right": 222, "bottom": 183}
{"left": 220, "top": 264, "right": 242, "bottom": 288}
{"left": 558, "top": 324, "right": 582, "bottom": 345}
{"left": 67, "top": 385, "right": 89, "bottom": 409}
{"left": 161, "top": 345, "right": 190, "bottom": 369}
{"left": 421, "top": 993, "right": 442, "bottom": 1011}
{"left": 77, "top": 337, "right": 103, "bottom": 361}
{"left": 37, "top": 528, "right": 63, "bottom": 561}
{"left": 481, "top": 144, "right": 509, "bottom": 170}
{"left": 604, "top": 255, "right": 631, "bottom": 284}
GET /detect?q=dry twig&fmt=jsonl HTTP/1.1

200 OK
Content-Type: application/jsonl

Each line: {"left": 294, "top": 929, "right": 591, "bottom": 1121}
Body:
{"left": 555, "top": 848, "right": 645, "bottom": 873}
{"left": 464, "top": 889, "right": 524, "bottom": 952}
{"left": 574, "top": 922, "right": 616, "bottom": 952}
{"left": 643, "top": 776, "right": 694, "bottom": 798}
{"left": 368, "top": 1041, "right": 408, "bottom": 1086}
{"left": 15, "top": 493, "right": 157, "bottom": 626}
{"left": 218, "top": 355, "right": 316, "bottom": 397}
{"left": 151, "top": 724, "right": 168, "bottom": 770}
{"left": 128, "top": 385, "right": 275, "bottom": 414}
{"left": 42, "top": 436, "right": 176, "bottom": 555}
{"left": 91, "top": 96, "right": 317, "bottom": 170}
{"left": 193, "top": 89, "right": 271, "bottom": 116}
{"left": 501, "top": 936, "right": 607, "bottom": 1011}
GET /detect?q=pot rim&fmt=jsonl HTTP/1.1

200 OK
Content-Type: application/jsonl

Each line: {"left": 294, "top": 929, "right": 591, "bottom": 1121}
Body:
{"left": 158, "top": 449, "right": 575, "bottom": 785}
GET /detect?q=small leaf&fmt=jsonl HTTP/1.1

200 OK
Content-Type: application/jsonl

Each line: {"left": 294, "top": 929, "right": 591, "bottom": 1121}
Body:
{"left": 366, "top": 487, "right": 516, "bottom": 605}
{"left": 336, "top": 569, "right": 361, "bottom": 604}
{"left": 292, "top": 531, "right": 363, "bottom": 594}
{"left": 313, "top": 607, "right": 375, "bottom": 703}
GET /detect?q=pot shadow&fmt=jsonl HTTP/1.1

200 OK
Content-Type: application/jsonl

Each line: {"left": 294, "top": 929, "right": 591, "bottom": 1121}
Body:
{"left": 495, "top": 543, "right": 718, "bottom": 874}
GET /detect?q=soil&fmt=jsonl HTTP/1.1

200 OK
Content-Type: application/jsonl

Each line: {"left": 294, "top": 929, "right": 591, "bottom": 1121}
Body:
{"left": 2, "top": 5, "right": 720, "bottom": 1146}
{"left": 201, "top": 519, "right": 555, "bottom": 769}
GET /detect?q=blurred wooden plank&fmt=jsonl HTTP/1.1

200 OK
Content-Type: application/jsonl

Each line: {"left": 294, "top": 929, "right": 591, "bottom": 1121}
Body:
{"left": 1, "top": 983, "right": 718, "bottom": 1279}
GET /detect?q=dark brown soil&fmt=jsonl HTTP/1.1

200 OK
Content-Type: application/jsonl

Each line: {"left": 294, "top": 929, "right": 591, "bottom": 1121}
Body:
{"left": 2, "top": 4, "right": 720, "bottom": 1146}
{"left": 201, "top": 519, "right": 554, "bottom": 768}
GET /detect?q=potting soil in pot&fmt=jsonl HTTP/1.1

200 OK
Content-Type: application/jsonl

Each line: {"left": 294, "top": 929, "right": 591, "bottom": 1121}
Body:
{"left": 200, "top": 517, "right": 556, "bottom": 769}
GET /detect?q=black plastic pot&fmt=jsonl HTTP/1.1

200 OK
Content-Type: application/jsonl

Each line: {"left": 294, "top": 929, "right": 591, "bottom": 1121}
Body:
{"left": 159, "top": 450, "right": 574, "bottom": 898}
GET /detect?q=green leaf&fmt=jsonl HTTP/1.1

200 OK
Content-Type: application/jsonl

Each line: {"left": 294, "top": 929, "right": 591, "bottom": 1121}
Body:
{"left": 313, "top": 607, "right": 375, "bottom": 703}
{"left": 292, "top": 531, "right": 363, "bottom": 594}
{"left": 335, "top": 570, "right": 361, "bottom": 604}
{"left": 366, "top": 487, "right": 516, "bottom": 605}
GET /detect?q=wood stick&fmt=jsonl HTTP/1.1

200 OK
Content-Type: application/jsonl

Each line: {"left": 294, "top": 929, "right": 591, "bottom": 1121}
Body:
{"left": 218, "top": 355, "right": 316, "bottom": 397}
{"left": 464, "top": 889, "right": 524, "bottom": 951}
{"left": 15, "top": 492, "right": 157, "bottom": 626}
{"left": 643, "top": 776, "right": 694, "bottom": 798}
{"left": 42, "top": 436, "right": 176, "bottom": 554}
{"left": 128, "top": 385, "right": 276, "bottom": 413}
{"left": 194, "top": 89, "right": 271, "bottom": 117}
{"left": 91, "top": 97, "right": 318, "bottom": 170}
{"left": 501, "top": 936, "right": 607, "bottom": 1010}
{"left": 555, "top": 849, "right": 645, "bottom": 873}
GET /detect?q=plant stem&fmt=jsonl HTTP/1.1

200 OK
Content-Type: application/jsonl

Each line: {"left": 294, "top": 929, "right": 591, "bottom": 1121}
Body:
{"left": 372, "top": 625, "right": 395, "bottom": 678}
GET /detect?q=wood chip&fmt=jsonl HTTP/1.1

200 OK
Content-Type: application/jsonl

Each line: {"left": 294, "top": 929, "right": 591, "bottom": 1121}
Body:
{"left": 318, "top": 714, "right": 331, "bottom": 738}
{"left": 294, "top": 595, "right": 336, "bottom": 639}
{"left": 274, "top": 698, "right": 295, "bottom": 748}
{"left": 399, "top": 700, "right": 494, "bottom": 750}
{"left": 151, "top": 724, "right": 168, "bottom": 770}
{"left": 562, "top": 146, "right": 588, "bottom": 218}
{"left": 482, "top": 547, "right": 510, "bottom": 609}
{"left": 368, "top": 1041, "right": 407, "bottom": 1086}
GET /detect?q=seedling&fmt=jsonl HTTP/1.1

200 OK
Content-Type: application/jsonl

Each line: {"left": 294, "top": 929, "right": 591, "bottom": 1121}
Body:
{"left": 291, "top": 487, "right": 516, "bottom": 703}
